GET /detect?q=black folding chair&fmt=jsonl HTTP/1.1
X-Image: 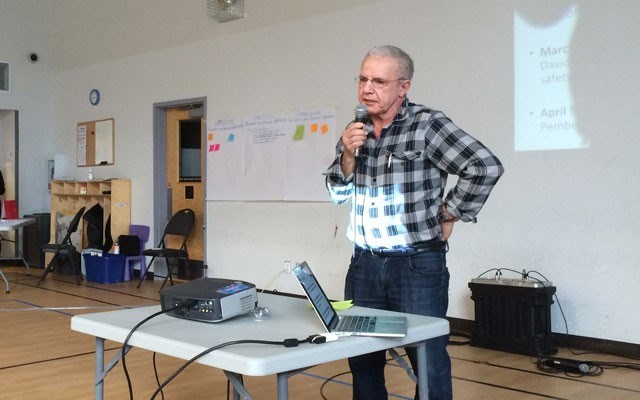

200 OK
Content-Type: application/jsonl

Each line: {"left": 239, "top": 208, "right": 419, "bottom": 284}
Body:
{"left": 37, "top": 206, "right": 86, "bottom": 286}
{"left": 138, "top": 208, "right": 195, "bottom": 289}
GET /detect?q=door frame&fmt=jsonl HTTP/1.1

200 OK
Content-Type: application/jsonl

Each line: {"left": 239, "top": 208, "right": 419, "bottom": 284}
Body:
{"left": 152, "top": 97, "right": 206, "bottom": 276}
{"left": 0, "top": 109, "right": 19, "bottom": 258}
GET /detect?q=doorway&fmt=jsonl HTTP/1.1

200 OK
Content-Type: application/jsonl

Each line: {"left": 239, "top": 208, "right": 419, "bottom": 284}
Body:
{"left": 0, "top": 110, "right": 18, "bottom": 258}
{"left": 152, "top": 98, "right": 206, "bottom": 279}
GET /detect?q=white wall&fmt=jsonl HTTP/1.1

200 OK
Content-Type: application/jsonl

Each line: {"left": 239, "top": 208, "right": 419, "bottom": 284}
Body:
{"left": 4, "top": 0, "right": 639, "bottom": 345}
{"left": 0, "top": 0, "right": 54, "bottom": 213}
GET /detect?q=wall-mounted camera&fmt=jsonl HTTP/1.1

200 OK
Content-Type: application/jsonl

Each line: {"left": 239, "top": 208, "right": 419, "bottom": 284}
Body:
{"left": 28, "top": 53, "right": 38, "bottom": 63}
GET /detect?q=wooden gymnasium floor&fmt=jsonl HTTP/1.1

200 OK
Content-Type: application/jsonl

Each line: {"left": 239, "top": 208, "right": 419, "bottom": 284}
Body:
{"left": 1, "top": 264, "right": 639, "bottom": 400}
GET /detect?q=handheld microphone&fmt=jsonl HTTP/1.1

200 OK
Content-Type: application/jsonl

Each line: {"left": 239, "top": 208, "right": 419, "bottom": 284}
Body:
{"left": 353, "top": 104, "right": 368, "bottom": 157}
{"left": 544, "top": 358, "right": 590, "bottom": 374}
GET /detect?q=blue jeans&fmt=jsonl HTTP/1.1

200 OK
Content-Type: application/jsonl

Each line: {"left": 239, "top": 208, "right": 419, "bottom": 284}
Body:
{"left": 345, "top": 249, "right": 452, "bottom": 400}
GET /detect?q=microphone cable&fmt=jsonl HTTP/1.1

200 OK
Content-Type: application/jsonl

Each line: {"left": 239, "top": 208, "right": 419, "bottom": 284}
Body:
{"left": 352, "top": 129, "right": 371, "bottom": 256}
{"left": 535, "top": 356, "right": 603, "bottom": 377}
{"left": 352, "top": 154, "right": 360, "bottom": 258}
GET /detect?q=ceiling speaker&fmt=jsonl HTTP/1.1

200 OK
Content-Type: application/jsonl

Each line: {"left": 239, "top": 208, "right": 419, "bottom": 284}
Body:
{"left": 207, "top": 0, "right": 245, "bottom": 23}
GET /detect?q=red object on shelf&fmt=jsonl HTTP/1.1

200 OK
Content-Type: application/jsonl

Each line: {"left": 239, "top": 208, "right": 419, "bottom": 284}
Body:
{"left": 2, "top": 200, "right": 18, "bottom": 219}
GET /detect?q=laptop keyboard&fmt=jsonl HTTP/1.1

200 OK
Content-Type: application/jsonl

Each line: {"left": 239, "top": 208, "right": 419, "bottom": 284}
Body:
{"left": 337, "top": 316, "right": 377, "bottom": 333}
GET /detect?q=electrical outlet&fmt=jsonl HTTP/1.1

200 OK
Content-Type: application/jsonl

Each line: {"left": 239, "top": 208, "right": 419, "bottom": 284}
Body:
{"left": 284, "top": 260, "right": 292, "bottom": 274}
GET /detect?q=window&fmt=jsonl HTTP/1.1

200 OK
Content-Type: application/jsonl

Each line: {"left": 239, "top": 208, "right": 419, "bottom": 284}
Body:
{"left": 0, "top": 62, "right": 9, "bottom": 92}
{"left": 179, "top": 119, "right": 202, "bottom": 182}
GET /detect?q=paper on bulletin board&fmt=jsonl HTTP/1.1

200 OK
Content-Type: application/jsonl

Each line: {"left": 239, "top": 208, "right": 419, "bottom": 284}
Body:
{"left": 77, "top": 125, "right": 87, "bottom": 166}
{"left": 205, "top": 106, "right": 336, "bottom": 202}
{"left": 244, "top": 112, "right": 287, "bottom": 200}
{"left": 205, "top": 117, "right": 246, "bottom": 201}
{"left": 285, "top": 107, "right": 336, "bottom": 201}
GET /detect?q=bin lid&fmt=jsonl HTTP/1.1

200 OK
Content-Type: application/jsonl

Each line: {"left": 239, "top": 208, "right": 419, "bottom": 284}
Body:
{"left": 470, "top": 278, "right": 553, "bottom": 288}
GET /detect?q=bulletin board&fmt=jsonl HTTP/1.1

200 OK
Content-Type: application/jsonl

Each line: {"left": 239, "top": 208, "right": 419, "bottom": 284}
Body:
{"left": 206, "top": 106, "right": 337, "bottom": 201}
{"left": 76, "top": 118, "right": 114, "bottom": 167}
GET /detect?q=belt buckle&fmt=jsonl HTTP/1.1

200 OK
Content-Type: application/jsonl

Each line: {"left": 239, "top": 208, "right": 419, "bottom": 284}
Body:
{"left": 370, "top": 247, "right": 414, "bottom": 257}
{"left": 367, "top": 247, "right": 384, "bottom": 256}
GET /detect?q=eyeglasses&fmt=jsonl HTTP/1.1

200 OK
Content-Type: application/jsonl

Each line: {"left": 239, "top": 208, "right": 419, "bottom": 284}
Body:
{"left": 356, "top": 76, "right": 406, "bottom": 89}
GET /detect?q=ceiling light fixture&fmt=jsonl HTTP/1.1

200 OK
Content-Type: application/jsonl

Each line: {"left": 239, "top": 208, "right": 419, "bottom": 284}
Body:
{"left": 207, "top": 0, "right": 245, "bottom": 23}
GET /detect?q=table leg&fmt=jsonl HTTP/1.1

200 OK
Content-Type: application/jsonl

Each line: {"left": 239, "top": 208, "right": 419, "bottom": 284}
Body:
{"left": 276, "top": 372, "right": 289, "bottom": 400}
{"left": 0, "top": 268, "right": 9, "bottom": 293}
{"left": 0, "top": 227, "right": 31, "bottom": 277}
{"left": 224, "top": 371, "right": 253, "bottom": 400}
{"left": 224, "top": 370, "right": 293, "bottom": 400}
{"left": 17, "top": 247, "right": 30, "bottom": 275}
{"left": 416, "top": 341, "right": 429, "bottom": 400}
{"left": 0, "top": 234, "right": 15, "bottom": 292}
{"left": 95, "top": 337, "right": 105, "bottom": 400}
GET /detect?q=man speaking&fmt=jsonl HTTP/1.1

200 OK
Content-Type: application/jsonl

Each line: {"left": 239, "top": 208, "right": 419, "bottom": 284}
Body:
{"left": 324, "top": 45, "right": 504, "bottom": 400}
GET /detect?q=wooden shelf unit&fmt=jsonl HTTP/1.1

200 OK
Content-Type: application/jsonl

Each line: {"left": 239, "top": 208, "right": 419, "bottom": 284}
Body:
{"left": 49, "top": 179, "right": 131, "bottom": 250}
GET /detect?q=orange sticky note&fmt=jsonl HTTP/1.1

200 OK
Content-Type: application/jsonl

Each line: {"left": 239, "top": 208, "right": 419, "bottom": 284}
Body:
{"left": 310, "top": 124, "right": 318, "bottom": 133}
{"left": 321, "top": 124, "right": 329, "bottom": 134}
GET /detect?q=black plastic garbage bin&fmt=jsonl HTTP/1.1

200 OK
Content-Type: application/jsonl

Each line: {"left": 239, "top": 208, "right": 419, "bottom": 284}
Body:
{"left": 23, "top": 213, "right": 51, "bottom": 268}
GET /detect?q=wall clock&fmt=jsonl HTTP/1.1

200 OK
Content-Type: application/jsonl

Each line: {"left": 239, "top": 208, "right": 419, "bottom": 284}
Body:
{"left": 89, "top": 89, "right": 100, "bottom": 106}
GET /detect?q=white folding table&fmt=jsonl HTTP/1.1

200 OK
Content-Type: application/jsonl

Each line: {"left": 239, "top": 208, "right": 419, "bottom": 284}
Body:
{"left": 71, "top": 292, "right": 449, "bottom": 399}
{"left": 0, "top": 218, "right": 35, "bottom": 293}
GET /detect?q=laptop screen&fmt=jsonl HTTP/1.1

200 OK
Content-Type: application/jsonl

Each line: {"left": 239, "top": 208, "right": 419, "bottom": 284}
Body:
{"left": 292, "top": 262, "right": 337, "bottom": 329}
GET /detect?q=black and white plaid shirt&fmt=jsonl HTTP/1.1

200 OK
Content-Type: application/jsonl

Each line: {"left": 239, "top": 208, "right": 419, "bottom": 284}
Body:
{"left": 325, "top": 99, "right": 504, "bottom": 250}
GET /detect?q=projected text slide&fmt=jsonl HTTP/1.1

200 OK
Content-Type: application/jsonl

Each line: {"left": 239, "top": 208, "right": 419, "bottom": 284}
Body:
{"left": 514, "top": 5, "right": 588, "bottom": 151}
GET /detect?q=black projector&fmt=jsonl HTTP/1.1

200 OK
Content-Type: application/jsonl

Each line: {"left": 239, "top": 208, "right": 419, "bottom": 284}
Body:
{"left": 160, "top": 278, "right": 257, "bottom": 323}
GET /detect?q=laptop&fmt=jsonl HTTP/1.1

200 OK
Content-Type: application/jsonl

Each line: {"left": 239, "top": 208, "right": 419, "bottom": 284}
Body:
{"left": 292, "top": 261, "right": 407, "bottom": 337}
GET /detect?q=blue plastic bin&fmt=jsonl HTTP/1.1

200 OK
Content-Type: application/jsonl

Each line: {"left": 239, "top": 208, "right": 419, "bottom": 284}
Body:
{"left": 84, "top": 253, "right": 126, "bottom": 284}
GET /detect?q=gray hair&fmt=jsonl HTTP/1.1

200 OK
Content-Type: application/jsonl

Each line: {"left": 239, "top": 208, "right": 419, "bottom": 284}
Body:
{"left": 364, "top": 45, "right": 414, "bottom": 80}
